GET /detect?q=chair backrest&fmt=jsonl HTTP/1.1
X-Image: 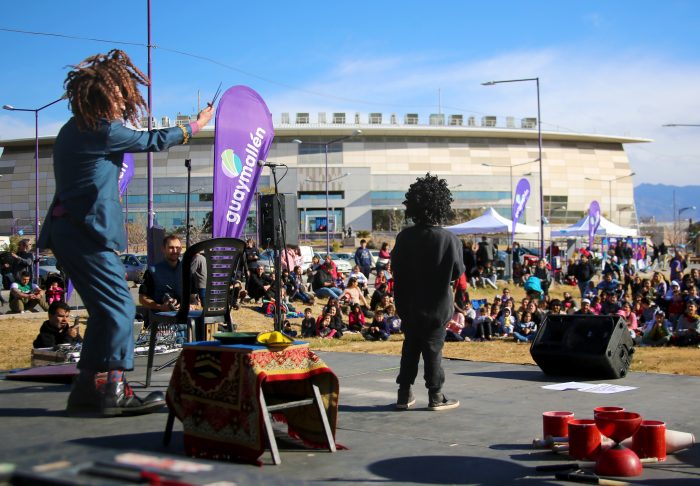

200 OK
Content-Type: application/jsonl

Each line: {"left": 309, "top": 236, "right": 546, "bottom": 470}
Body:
{"left": 177, "top": 237, "right": 246, "bottom": 324}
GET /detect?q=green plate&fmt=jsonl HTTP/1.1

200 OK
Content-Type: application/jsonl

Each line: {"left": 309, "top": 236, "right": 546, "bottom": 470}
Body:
{"left": 212, "top": 332, "right": 259, "bottom": 344}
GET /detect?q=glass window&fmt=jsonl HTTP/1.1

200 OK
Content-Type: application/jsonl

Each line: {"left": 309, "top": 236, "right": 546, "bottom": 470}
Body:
{"left": 298, "top": 191, "right": 344, "bottom": 200}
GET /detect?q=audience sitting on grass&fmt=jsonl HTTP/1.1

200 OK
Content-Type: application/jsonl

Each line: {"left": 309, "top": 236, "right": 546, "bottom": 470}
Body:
{"left": 247, "top": 265, "right": 275, "bottom": 303}
{"left": 347, "top": 303, "right": 366, "bottom": 332}
{"left": 373, "top": 272, "right": 393, "bottom": 298}
{"left": 301, "top": 308, "right": 317, "bottom": 338}
{"left": 474, "top": 306, "right": 494, "bottom": 341}
{"left": 547, "top": 299, "right": 566, "bottom": 315}
{"left": 288, "top": 265, "right": 315, "bottom": 305}
{"left": 347, "top": 265, "right": 369, "bottom": 296}
{"left": 513, "top": 310, "right": 537, "bottom": 343}
{"left": 496, "top": 307, "right": 515, "bottom": 337}
{"left": 33, "top": 301, "right": 82, "bottom": 348}
{"left": 317, "top": 314, "right": 337, "bottom": 339}
{"left": 10, "top": 271, "right": 49, "bottom": 314}
{"left": 312, "top": 265, "right": 343, "bottom": 300}
{"left": 363, "top": 309, "right": 390, "bottom": 341}
{"left": 641, "top": 310, "right": 672, "bottom": 347}
{"left": 672, "top": 301, "right": 700, "bottom": 346}
{"left": 384, "top": 304, "right": 402, "bottom": 333}
{"left": 339, "top": 277, "right": 372, "bottom": 316}
{"left": 282, "top": 319, "right": 298, "bottom": 338}
{"left": 575, "top": 298, "right": 596, "bottom": 315}
{"left": 445, "top": 309, "right": 467, "bottom": 342}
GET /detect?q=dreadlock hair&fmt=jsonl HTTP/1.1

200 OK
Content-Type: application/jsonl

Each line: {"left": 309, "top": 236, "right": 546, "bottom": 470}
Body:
{"left": 403, "top": 173, "right": 454, "bottom": 226}
{"left": 64, "top": 49, "right": 150, "bottom": 131}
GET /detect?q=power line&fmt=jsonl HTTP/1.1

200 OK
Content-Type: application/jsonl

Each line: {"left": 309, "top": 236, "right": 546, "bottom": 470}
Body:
{"left": 0, "top": 26, "right": 439, "bottom": 109}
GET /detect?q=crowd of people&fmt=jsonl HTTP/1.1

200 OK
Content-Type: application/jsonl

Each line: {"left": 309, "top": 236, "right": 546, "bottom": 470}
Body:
{"left": 250, "top": 236, "right": 698, "bottom": 351}
{"left": 237, "top": 238, "right": 402, "bottom": 342}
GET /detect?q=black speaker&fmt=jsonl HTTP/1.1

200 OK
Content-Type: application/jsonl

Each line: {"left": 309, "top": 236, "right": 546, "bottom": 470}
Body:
{"left": 258, "top": 194, "right": 298, "bottom": 249}
{"left": 530, "top": 314, "right": 635, "bottom": 379}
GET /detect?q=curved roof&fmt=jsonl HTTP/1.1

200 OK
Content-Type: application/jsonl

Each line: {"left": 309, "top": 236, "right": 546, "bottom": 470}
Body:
{"left": 0, "top": 122, "right": 651, "bottom": 148}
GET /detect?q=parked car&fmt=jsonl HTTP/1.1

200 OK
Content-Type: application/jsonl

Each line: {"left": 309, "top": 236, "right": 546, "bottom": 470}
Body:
{"left": 368, "top": 250, "right": 379, "bottom": 268}
{"left": 38, "top": 256, "right": 60, "bottom": 286}
{"left": 257, "top": 249, "right": 276, "bottom": 274}
{"left": 314, "top": 253, "right": 353, "bottom": 274}
{"left": 120, "top": 253, "right": 147, "bottom": 283}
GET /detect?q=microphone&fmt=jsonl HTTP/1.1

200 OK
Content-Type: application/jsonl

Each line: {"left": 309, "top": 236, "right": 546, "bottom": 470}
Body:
{"left": 257, "top": 160, "right": 286, "bottom": 168}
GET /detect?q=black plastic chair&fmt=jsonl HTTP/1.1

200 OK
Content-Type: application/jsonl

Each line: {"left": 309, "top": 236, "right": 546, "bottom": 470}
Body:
{"left": 145, "top": 237, "right": 246, "bottom": 386}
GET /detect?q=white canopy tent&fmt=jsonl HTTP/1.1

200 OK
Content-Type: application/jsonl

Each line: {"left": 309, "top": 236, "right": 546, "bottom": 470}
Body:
{"left": 444, "top": 207, "right": 540, "bottom": 235}
{"left": 551, "top": 214, "right": 638, "bottom": 238}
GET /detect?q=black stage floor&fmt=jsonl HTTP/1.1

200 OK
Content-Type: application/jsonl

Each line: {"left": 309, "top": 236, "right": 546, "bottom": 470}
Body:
{"left": 2, "top": 351, "right": 699, "bottom": 485}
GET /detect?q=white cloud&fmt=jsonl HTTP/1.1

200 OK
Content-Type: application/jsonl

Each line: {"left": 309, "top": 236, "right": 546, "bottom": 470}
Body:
{"left": 3, "top": 47, "right": 699, "bottom": 187}
{"left": 264, "top": 47, "right": 700, "bottom": 185}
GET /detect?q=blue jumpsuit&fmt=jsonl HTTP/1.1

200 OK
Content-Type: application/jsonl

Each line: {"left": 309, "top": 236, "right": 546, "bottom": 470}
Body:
{"left": 38, "top": 118, "right": 190, "bottom": 372}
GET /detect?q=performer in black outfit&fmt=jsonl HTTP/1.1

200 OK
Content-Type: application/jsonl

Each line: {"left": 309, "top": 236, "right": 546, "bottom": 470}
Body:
{"left": 392, "top": 174, "right": 465, "bottom": 411}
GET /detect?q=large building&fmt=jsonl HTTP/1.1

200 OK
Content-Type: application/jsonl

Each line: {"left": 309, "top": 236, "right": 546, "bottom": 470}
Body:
{"left": 0, "top": 111, "right": 648, "bottom": 241}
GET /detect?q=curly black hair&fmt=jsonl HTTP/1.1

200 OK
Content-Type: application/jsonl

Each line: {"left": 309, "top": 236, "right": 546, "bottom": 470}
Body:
{"left": 403, "top": 173, "right": 454, "bottom": 226}
{"left": 64, "top": 49, "right": 150, "bottom": 131}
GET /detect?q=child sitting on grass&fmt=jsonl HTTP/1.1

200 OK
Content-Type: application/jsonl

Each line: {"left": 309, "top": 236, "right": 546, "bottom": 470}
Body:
{"left": 348, "top": 303, "right": 366, "bottom": 332}
{"left": 317, "top": 314, "right": 337, "bottom": 339}
{"left": 300, "top": 308, "right": 317, "bottom": 338}
{"left": 363, "top": 309, "right": 390, "bottom": 341}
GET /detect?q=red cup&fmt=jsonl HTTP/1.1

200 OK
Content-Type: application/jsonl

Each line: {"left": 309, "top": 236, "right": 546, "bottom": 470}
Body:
{"left": 631, "top": 420, "right": 666, "bottom": 461}
{"left": 594, "top": 406, "right": 625, "bottom": 417}
{"left": 543, "top": 411, "right": 575, "bottom": 438}
{"left": 568, "top": 419, "right": 602, "bottom": 460}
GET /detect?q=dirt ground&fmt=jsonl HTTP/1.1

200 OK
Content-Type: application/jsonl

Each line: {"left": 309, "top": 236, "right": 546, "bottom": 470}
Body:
{"left": 2, "top": 282, "right": 697, "bottom": 375}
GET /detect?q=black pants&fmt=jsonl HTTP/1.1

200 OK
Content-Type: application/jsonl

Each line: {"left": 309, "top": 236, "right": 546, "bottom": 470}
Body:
{"left": 396, "top": 318, "right": 446, "bottom": 392}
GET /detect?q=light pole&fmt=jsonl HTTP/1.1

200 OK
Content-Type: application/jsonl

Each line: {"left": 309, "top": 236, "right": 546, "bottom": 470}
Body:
{"left": 482, "top": 77, "right": 544, "bottom": 257}
{"left": 584, "top": 172, "right": 636, "bottom": 221}
{"left": 169, "top": 186, "right": 204, "bottom": 247}
{"left": 617, "top": 205, "right": 635, "bottom": 226}
{"left": 294, "top": 130, "right": 361, "bottom": 254}
{"left": 3, "top": 95, "right": 66, "bottom": 284}
{"left": 481, "top": 159, "right": 538, "bottom": 215}
{"left": 678, "top": 206, "right": 696, "bottom": 247}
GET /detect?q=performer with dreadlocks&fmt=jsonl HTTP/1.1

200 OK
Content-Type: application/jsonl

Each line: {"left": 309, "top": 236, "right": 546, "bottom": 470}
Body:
{"left": 392, "top": 173, "right": 465, "bottom": 411}
{"left": 38, "top": 49, "right": 214, "bottom": 417}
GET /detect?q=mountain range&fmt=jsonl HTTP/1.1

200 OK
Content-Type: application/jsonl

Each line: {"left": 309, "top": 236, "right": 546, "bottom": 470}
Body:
{"left": 634, "top": 184, "right": 699, "bottom": 222}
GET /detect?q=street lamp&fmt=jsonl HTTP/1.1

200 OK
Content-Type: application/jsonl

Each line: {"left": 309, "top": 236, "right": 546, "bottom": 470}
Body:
{"left": 617, "top": 205, "right": 635, "bottom": 226}
{"left": 481, "top": 159, "right": 539, "bottom": 216}
{"left": 482, "top": 77, "right": 544, "bottom": 257}
{"left": 678, "top": 206, "right": 696, "bottom": 246}
{"left": 169, "top": 186, "right": 204, "bottom": 247}
{"left": 584, "top": 172, "right": 636, "bottom": 221}
{"left": 293, "top": 130, "right": 362, "bottom": 254}
{"left": 4, "top": 95, "right": 66, "bottom": 284}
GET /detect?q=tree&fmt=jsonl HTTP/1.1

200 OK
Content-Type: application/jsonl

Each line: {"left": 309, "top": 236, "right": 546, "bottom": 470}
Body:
{"left": 126, "top": 214, "right": 148, "bottom": 253}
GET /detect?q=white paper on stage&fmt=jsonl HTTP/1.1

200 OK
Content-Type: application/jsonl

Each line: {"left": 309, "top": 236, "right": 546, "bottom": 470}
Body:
{"left": 541, "top": 382, "right": 597, "bottom": 391}
{"left": 578, "top": 384, "right": 638, "bottom": 394}
{"left": 542, "top": 382, "right": 637, "bottom": 394}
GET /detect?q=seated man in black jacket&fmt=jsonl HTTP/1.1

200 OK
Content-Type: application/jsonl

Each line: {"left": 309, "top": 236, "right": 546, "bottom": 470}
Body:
{"left": 33, "top": 301, "right": 82, "bottom": 348}
{"left": 247, "top": 265, "right": 275, "bottom": 302}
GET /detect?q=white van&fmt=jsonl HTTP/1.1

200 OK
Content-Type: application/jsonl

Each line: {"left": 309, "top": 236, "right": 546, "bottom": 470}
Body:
{"left": 299, "top": 245, "right": 315, "bottom": 272}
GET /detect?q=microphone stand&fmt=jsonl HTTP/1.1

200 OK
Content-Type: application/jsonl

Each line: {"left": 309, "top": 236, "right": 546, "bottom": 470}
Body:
{"left": 185, "top": 158, "right": 191, "bottom": 248}
{"left": 268, "top": 165, "right": 286, "bottom": 332}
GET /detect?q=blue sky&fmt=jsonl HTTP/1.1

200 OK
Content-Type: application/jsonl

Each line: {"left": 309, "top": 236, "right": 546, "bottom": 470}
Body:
{"left": 1, "top": 0, "right": 699, "bottom": 185}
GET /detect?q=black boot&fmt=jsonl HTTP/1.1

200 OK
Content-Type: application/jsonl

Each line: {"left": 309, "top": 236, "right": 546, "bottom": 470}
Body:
{"left": 101, "top": 379, "right": 166, "bottom": 417}
{"left": 428, "top": 390, "right": 460, "bottom": 411}
{"left": 396, "top": 387, "right": 416, "bottom": 410}
{"left": 66, "top": 377, "right": 103, "bottom": 416}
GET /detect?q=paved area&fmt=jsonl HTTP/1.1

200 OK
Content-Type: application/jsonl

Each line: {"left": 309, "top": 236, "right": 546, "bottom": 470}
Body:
{"left": 1, "top": 351, "right": 699, "bottom": 484}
